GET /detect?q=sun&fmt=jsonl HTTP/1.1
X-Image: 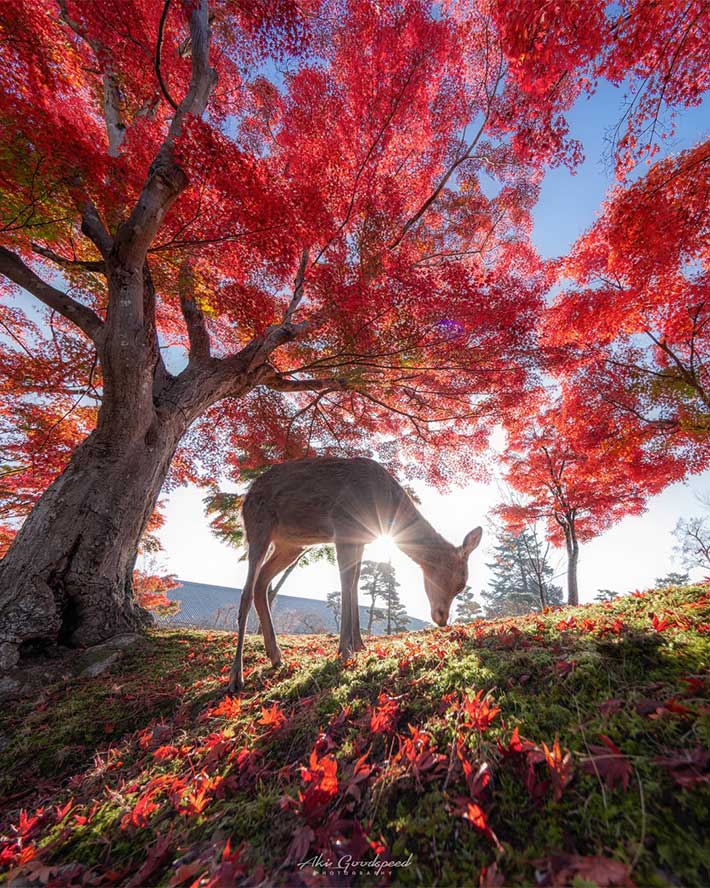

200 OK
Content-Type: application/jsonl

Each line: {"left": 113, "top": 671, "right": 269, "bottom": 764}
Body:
{"left": 368, "top": 534, "right": 398, "bottom": 562}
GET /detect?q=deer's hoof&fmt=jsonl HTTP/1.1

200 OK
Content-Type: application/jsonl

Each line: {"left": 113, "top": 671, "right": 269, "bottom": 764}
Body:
{"left": 227, "top": 676, "right": 244, "bottom": 694}
{"left": 269, "top": 650, "right": 283, "bottom": 668}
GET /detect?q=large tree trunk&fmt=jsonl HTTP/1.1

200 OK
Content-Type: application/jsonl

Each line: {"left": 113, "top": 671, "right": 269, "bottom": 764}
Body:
{"left": 0, "top": 367, "right": 187, "bottom": 671}
{"left": 564, "top": 525, "right": 580, "bottom": 607}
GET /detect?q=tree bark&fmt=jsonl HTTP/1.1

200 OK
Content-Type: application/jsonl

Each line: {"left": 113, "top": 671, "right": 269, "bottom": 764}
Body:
{"left": 0, "top": 413, "right": 186, "bottom": 670}
{"left": 564, "top": 523, "right": 580, "bottom": 607}
{"left": 0, "top": 244, "right": 317, "bottom": 672}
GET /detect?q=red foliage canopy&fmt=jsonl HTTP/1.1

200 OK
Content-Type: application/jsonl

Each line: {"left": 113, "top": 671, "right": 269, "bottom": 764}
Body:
{"left": 0, "top": 0, "right": 593, "bottom": 546}
{"left": 499, "top": 390, "right": 682, "bottom": 549}
{"left": 0, "top": 0, "right": 708, "bottom": 571}
{"left": 546, "top": 141, "right": 710, "bottom": 479}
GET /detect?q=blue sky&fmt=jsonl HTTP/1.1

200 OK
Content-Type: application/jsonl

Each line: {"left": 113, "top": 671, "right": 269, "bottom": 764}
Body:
{"left": 532, "top": 79, "right": 709, "bottom": 259}
{"left": 156, "top": 81, "right": 710, "bottom": 620}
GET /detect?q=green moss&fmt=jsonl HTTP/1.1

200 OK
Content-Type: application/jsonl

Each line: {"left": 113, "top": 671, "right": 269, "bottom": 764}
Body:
{"left": 1, "top": 583, "right": 708, "bottom": 886}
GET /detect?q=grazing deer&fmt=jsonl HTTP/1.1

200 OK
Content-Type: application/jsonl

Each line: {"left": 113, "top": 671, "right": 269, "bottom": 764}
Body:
{"left": 228, "top": 457, "right": 482, "bottom": 692}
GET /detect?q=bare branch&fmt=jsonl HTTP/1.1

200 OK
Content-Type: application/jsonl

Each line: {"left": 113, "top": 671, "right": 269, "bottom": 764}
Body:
{"left": 67, "top": 187, "right": 113, "bottom": 257}
{"left": 155, "top": 0, "right": 180, "bottom": 111}
{"left": 259, "top": 366, "right": 350, "bottom": 393}
{"left": 0, "top": 246, "right": 104, "bottom": 343}
{"left": 31, "top": 243, "right": 105, "bottom": 273}
{"left": 389, "top": 61, "right": 505, "bottom": 249}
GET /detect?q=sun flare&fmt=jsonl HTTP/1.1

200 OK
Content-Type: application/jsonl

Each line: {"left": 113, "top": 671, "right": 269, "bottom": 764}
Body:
{"left": 368, "top": 534, "right": 398, "bottom": 562}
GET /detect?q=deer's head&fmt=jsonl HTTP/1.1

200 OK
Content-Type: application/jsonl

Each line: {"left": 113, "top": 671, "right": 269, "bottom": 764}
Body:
{"left": 423, "top": 527, "right": 482, "bottom": 626}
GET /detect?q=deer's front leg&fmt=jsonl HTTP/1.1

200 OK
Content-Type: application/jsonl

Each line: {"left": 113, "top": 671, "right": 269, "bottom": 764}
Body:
{"left": 229, "top": 582, "right": 254, "bottom": 694}
{"left": 228, "top": 539, "right": 269, "bottom": 694}
{"left": 336, "top": 540, "right": 364, "bottom": 659}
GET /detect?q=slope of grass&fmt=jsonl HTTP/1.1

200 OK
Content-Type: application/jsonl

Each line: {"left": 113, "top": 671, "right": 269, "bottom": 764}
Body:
{"left": 1, "top": 583, "right": 709, "bottom": 887}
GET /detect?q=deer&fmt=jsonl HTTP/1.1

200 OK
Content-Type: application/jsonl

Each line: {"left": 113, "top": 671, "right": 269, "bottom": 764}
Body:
{"left": 228, "top": 456, "right": 482, "bottom": 692}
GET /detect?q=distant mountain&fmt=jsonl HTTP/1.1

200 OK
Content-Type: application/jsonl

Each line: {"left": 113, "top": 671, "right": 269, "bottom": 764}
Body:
{"left": 157, "top": 579, "right": 430, "bottom": 635}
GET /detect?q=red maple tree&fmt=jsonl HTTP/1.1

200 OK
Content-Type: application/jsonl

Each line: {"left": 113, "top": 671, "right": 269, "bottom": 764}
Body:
{"left": 545, "top": 141, "right": 710, "bottom": 480}
{"left": 1, "top": 0, "right": 708, "bottom": 667}
{"left": 498, "top": 391, "right": 681, "bottom": 604}
{"left": 495, "top": 0, "right": 710, "bottom": 177}
{"left": 0, "top": 0, "right": 582, "bottom": 667}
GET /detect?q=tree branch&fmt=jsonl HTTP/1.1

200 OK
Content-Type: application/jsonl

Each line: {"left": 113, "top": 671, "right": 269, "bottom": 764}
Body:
{"left": 0, "top": 246, "right": 104, "bottom": 343}
{"left": 283, "top": 249, "right": 309, "bottom": 322}
{"left": 156, "top": 0, "right": 179, "bottom": 111}
{"left": 58, "top": 0, "right": 126, "bottom": 157}
{"left": 31, "top": 243, "right": 105, "bottom": 273}
{"left": 115, "top": 0, "right": 217, "bottom": 269}
{"left": 259, "top": 366, "right": 350, "bottom": 393}
{"left": 67, "top": 187, "right": 113, "bottom": 258}
{"left": 389, "top": 61, "right": 504, "bottom": 249}
{"left": 178, "top": 262, "right": 210, "bottom": 361}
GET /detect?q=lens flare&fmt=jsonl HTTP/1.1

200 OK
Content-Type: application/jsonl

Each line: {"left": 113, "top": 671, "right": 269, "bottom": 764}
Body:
{"left": 368, "top": 534, "right": 397, "bottom": 561}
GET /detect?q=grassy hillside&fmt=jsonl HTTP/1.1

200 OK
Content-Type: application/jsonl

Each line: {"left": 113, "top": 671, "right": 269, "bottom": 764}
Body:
{"left": 1, "top": 584, "right": 708, "bottom": 887}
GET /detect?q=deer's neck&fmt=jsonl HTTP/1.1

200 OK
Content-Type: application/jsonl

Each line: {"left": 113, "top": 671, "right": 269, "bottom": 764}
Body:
{"left": 392, "top": 498, "right": 454, "bottom": 568}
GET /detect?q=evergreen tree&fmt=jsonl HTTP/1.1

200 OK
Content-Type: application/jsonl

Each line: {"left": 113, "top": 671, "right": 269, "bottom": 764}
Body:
{"left": 654, "top": 571, "right": 690, "bottom": 588}
{"left": 455, "top": 587, "right": 482, "bottom": 623}
{"left": 359, "top": 561, "right": 389, "bottom": 634}
{"left": 482, "top": 529, "right": 563, "bottom": 618}
{"left": 595, "top": 588, "right": 619, "bottom": 602}
{"left": 379, "top": 562, "right": 409, "bottom": 634}
{"left": 326, "top": 589, "right": 341, "bottom": 631}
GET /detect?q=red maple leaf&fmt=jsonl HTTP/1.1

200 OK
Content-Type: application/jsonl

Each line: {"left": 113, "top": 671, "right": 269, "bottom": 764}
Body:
{"left": 208, "top": 696, "right": 242, "bottom": 719}
{"left": 460, "top": 690, "right": 501, "bottom": 732}
{"left": 124, "top": 834, "right": 172, "bottom": 888}
{"left": 258, "top": 703, "right": 287, "bottom": 731}
{"left": 396, "top": 725, "right": 447, "bottom": 788}
{"left": 343, "top": 750, "right": 375, "bottom": 802}
{"left": 653, "top": 748, "right": 710, "bottom": 788}
{"left": 542, "top": 737, "right": 574, "bottom": 801}
{"left": 120, "top": 793, "right": 159, "bottom": 830}
{"left": 536, "top": 853, "right": 636, "bottom": 887}
{"left": 599, "top": 698, "right": 623, "bottom": 718}
{"left": 297, "top": 748, "right": 339, "bottom": 824}
{"left": 582, "top": 735, "right": 632, "bottom": 792}
{"left": 452, "top": 799, "right": 503, "bottom": 851}
{"left": 370, "top": 692, "right": 400, "bottom": 734}
{"left": 456, "top": 742, "right": 492, "bottom": 799}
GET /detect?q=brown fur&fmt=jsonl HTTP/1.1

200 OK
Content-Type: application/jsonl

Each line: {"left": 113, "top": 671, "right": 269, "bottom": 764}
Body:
{"left": 228, "top": 457, "right": 482, "bottom": 692}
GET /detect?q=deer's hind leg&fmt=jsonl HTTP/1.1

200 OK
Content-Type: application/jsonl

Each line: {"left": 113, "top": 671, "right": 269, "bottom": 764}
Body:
{"left": 253, "top": 543, "right": 304, "bottom": 668}
{"left": 336, "top": 540, "right": 364, "bottom": 660}
{"left": 228, "top": 530, "right": 270, "bottom": 694}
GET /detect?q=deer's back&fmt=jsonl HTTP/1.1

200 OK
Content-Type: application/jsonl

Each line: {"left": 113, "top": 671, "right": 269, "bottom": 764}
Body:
{"left": 243, "top": 457, "right": 410, "bottom": 545}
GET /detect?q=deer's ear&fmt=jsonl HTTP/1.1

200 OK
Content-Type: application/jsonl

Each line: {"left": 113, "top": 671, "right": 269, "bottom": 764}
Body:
{"left": 461, "top": 527, "right": 483, "bottom": 557}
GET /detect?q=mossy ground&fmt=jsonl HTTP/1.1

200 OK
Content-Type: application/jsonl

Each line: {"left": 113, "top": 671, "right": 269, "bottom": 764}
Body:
{"left": 1, "top": 584, "right": 708, "bottom": 887}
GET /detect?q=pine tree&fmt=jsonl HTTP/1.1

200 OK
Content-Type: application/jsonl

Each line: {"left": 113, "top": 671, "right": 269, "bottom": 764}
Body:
{"left": 482, "top": 529, "right": 563, "bottom": 618}
{"left": 326, "top": 589, "right": 341, "bottom": 631}
{"left": 359, "top": 561, "right": 389, "bottom": 634}
{"left": 595, "top": 588, "right": 619, "bottom": 602}
{"left": 379, "top": 562, "right": 409, "bottom": 634}
{"left": 654, "top": 571, "right": 690, "bottom": 588}
{"left": 455, "top": 587, "right": 482, "bottom": 623}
